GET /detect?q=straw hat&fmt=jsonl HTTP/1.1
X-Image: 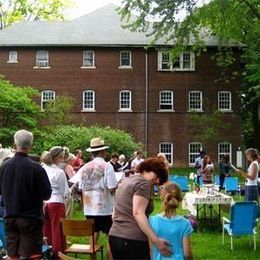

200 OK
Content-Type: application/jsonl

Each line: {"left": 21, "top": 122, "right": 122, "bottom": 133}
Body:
{"left": 86, "top": 138, "right": 109, "bottom": 152}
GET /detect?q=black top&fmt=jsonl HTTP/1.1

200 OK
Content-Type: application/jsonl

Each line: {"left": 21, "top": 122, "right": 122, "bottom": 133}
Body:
{"left": 0, "top": 152, "right": 52, "bottom": 221}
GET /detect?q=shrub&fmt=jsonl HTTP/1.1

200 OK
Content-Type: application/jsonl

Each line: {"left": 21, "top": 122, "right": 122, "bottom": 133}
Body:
{"left": 33, "top": 125, "right": 140, "bottom": 159}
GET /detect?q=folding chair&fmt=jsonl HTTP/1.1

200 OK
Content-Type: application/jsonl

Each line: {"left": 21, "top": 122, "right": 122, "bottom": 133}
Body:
{"left": 60, "top": 218, "right": 103, "bottom": 260}
{"left": 224, "top": 177, "right": 240, "bottom": 195}
{"left": 170, "top": 175, "right": 189, "bottom": 192}
{"left": 222, "top": 201, "right": 258, "bottom": 250}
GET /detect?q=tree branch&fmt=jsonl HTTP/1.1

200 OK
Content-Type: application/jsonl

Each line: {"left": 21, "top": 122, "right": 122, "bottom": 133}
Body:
{"left": 242, "top": 0, "right": 260, "bottom": 20}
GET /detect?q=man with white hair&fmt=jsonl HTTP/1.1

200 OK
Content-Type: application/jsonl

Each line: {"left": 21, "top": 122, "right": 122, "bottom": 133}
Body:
{"left": 0, "top": 129, "right": 52, "bottom": 259}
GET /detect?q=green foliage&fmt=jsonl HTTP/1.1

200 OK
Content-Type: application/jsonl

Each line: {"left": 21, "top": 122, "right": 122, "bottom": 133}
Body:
{"left": 0, "top": 75, "right": 40, "bottom": 145}
{"left": 0, "top": 0, "right": 74, "bottom": 27}
{"left": 41, "top": 94, "right": 76, "bottom": 126}
{"left": 119, "top": 0, "right": 260, "bottom": 148}
{"left": 33, "top": 125, "right": 139, "bottom": 159}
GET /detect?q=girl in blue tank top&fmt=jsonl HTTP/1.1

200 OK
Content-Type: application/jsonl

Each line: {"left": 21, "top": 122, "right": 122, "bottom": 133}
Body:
{"left": 149, "top": 182, "right": 193, "bottom": 260}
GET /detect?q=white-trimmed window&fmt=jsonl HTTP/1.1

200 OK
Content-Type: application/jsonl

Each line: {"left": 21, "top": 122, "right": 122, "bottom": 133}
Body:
{"left": 159, "top": 142, "right": 173, "bottom": 165}
{"left": 189, "top": 91, "right": 203, "bottom": 111}
{"left": 218, "top": 91, "right": 232, "bottom": 111}
{"left": 158, "top": 51, "right": 195, "bottom": 71}
{"left": 120, "top": 51, "right": 131, "bottom": 67}
{"left": 189, "top": 142, "right": 202, "bottom": 165}
{"left": 8, "top": 51, "right": 18, "bottom": 63}
{"left": 119, "top": 90, "right": 132, "bottom": 111}
{"left": 159, "top": 90, "right": 174, "bottom": 111}
{"left": 83, "top": 90, "right": 95, "bottom": 111}
{"left": 36, "top": 50, "right": 49, "bottom": 67}
{"left": 83, "top": 51, "right": 95, "bottom": 67}
{"left": 41, "top": 90, "right": 55, "bottom": 110}
{"left": 218, "top": 142, "right": 232, "bottom": 163}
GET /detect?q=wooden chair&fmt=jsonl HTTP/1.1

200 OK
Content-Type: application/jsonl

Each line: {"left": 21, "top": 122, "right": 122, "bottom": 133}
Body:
{"left": 58, "top": 251, "right": 77, "bottom": 260}
{"left": 60, "top": 218, "right": 103, "bottom": 260}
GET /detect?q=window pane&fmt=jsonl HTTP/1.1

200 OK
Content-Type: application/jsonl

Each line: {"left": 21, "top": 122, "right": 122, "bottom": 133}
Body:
{"left": 218, "top": 143, "right": 231, "bottom": 162}
{"left": 83, "top": 51, "right": 94, "bottom": 67}
{"left": 121, "top": 51, "right": 131, "bottom": 66}
{"left": 161, "top": 52, "right": 170, "bottom": 70}
{"left": 83, "top": 91, "right": 94, "bottom": 109}
{"left": 183, "top": 52, "right": 191, "bottom": 69}
{"left": 41, "top": 91, "right": 55, "bottom": 109}
{"left": 160, "top": 91, "right": 173, "bottom": 110}
{"left": 219, "top": 92, "right": 231, "bottom": 110}
{"left": 36, "top": 50, "right": 48, "bottom": 67}
{"left": 189, "top": 92, "right": 202, "bottom": 110}
{"left": 189, "top": 143, "right": 202, "bottom": 164}
{"left": 120, "top": 91, "right": 131, "bottom": 109}
{"left": 159, "top": 143, "right": 173, "bottom": 164}
{"left": 9, "top": 51, "right": 17, "bottom": 62}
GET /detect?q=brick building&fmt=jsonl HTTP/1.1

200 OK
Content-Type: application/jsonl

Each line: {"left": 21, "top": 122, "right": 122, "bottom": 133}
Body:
{"left": 0, "top": 4, "right": 242, "bottom": 167}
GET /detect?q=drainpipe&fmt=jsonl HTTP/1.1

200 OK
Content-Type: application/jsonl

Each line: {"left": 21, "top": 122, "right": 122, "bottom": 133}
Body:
{"left": 144, "top": 51, "right": 148, "bottom": 153}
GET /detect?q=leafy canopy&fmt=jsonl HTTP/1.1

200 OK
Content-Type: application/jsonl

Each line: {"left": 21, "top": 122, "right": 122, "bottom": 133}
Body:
{"left": 0, "top": 0, "right": 74, "bottom": 27}
{"left": 0, "top": 75, "right": 40, "bottom": 144}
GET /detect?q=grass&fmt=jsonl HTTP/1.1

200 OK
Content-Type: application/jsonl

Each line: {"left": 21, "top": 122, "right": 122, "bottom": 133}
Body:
{"left": 67, "top": 168, "right": 260, "bottom": 259}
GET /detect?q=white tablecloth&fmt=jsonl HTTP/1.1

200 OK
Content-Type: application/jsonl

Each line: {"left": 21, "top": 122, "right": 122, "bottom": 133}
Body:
{"left": 182, "top": 191, "right": 234, "bottom": 216}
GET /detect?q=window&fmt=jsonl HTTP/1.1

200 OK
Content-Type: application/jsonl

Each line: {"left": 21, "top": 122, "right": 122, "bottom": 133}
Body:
{"left": 8, "top": 51, "right": 18, "bottom": 63}
{"left": 158, "top": 51, "right": 195, "bottom": 71}
{"left": 159, "top": 142, "right": 173, "bottom": 165}
{"left": 159, "top": 91, "right": 174, "bottom": 110}
{"left": 83, "top": 51, "right": 95, "bottom": 67}
{"left": 36, "top": 50, "right": 49, "bottom": 67}
{"left": 119, "top": 90, "right": 132, "bottom": 111}
{"left": 41, "top": 90, "right": 55, "bottom": 110}
{"left": 120, "top": 51, "right": 131, "bottom": 67}
{"left": 218, "top": 91, "right": 232, "bottom": 111}
{"left": 189, "top": 142, "right": 202, "bottom": 165}
{"left": 83, "top": 90, "right": 95, "bottom": 111}
{"left": 218, "top": 142, "right": 232, "bottom": 163}
{"left": 189, "top": 91, "right": 203, "bottom": 111}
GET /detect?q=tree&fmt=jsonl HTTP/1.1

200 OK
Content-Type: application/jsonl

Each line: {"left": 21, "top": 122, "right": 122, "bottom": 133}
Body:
{"left": 188, "top": 110, "right": 231, "bottom": 151}
{"left": 0, "top": 75, "right": 40, "bottom": 145}
{"left": 41, "top": 94, "right": 76, "bottom": 126}
{"left": 119, "top": 0, "right": 260, "bottom": 148}
{"left": 0, "top": 0, "right": 74, "bottom": 28}
{"left": 33, "top": 125, "right": 140, "bottom": 159}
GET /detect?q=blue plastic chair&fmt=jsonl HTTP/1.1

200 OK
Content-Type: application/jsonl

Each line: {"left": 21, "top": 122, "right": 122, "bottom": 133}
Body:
{"left": 223, "top": 177, "right": 240, "bottom": 194}
{"left": 222, "top": 201, "right": 258, "bottom": 250}
{"left": 0, "top": 218, "right": 6, "bottom": 249}
{"left": 169, "top": 175, "right": 189, "bottom": 192}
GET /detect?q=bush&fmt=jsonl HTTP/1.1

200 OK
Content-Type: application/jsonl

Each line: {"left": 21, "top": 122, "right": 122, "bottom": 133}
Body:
{"left": 33, "top": 125, "right": 140, "bottom": 159}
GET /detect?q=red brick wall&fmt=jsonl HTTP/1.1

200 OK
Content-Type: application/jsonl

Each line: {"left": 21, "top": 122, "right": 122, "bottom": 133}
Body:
{"left": 0, "top": 47, "right": 241, "bottom": 166}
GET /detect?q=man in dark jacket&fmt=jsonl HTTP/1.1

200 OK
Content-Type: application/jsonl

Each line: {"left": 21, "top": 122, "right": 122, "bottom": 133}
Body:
{"left": 0, "top": 130, "right": 52, "bottom": 258}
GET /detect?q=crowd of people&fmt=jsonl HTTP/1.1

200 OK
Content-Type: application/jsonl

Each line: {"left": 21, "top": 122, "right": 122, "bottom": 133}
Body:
{"left": 194, "top": 149, "right": 260, "bottom": 202}
{"left": 0, "top": 129, "right": 259, "bottom": 259}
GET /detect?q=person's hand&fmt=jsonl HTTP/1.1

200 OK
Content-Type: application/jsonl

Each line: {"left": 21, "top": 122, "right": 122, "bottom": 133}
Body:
{"left": 155, "top": 237, "right": 172, "bottom": 256}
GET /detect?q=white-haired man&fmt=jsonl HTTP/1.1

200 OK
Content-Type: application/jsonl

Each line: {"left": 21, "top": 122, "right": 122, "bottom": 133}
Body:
{"left": 0, "top": 130, "right": 52, "bottom": 259}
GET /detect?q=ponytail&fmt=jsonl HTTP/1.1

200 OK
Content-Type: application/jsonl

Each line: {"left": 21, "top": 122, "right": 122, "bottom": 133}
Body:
{"left": 162, "top": 182, "right": 182, "bottom": 218}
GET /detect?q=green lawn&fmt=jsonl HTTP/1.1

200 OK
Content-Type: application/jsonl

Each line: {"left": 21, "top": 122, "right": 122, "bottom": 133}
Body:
{"left": 67, "top": 169, "right": 260, "bottom": 259}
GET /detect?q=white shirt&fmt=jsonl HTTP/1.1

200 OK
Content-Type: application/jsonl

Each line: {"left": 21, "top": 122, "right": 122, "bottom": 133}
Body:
{"left": 78, "top": 157, "right": 117, "bottom": 216}
{"left": 42, "top": 163, "right": 70, "bottom": 203}
{"left": 131, "top": 158, "right": 144, "bottom": 170}
{"left": 246, "top": 160, "right": 259, "bottom": 186}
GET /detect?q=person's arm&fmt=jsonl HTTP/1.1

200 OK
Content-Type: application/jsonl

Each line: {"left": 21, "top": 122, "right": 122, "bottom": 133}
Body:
{"left": 219, "top": 162, "right": 224, "bottom": 175}
{"left": 133, "top": 195, "right": 172, "bottom": 256}
{"left": 237, "top": 163, "right": 258, "bottom": 181}
{"left": 183, "top": 236, "right": 193, "bottom": 260}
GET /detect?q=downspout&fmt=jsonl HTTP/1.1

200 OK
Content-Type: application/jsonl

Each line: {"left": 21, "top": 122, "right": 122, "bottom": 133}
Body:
{"left": 145, "top": 51, "right": 148, "bottom": 153}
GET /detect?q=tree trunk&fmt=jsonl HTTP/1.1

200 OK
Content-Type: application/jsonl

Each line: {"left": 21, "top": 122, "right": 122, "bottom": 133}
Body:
{"left": 252, "top": 101, "right": 260, "bottom": 150}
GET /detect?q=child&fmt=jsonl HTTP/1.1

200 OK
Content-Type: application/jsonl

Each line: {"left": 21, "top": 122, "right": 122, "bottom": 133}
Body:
{"left": 149, "top": 182, "right": 193, "bottom": 260}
